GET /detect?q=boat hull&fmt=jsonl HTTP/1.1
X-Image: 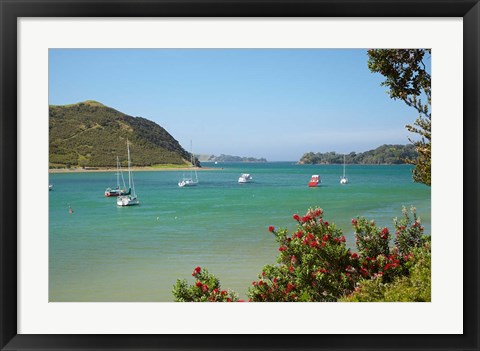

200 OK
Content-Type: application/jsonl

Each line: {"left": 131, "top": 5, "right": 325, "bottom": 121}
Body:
{"left": 178, "top": 179, "right": 198, "bottom": 187}
{"left": 117, "top": 195, "right": 139, "bottom": 206}
{"left": 238, "top": 174, "right": 253, "bottom": 183}
{"left": 308, "top": 175, "right": 320, "bottom": 187}
{"left": 105, "top": 188, "right": 131, "bottom": 197}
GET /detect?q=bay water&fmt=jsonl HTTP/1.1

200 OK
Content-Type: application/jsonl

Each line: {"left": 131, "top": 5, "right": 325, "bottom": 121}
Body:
{"left": 49, "top": 162, "right": 431, "bottom": 301}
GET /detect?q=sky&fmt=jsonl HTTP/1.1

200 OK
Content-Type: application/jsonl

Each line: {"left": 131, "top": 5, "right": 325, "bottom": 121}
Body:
{"left": 49, "top": 49, "right": 430, "bottom": 161}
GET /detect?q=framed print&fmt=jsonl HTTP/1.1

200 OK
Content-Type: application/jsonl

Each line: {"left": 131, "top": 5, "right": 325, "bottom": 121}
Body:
{"left": 1, "top": 0, "right": 479, "bottom": 350}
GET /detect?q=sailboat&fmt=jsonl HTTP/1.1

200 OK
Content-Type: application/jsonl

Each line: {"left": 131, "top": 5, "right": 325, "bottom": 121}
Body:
{"left": 117, "top": 140, "right": 139, "bottom": 206}
{"left": 178, "top": 141, "right": 198, "bottom": 187}
{"left": 340, "top": 154, "right": 349, "bottom": 184}
{"left": 105, "top": 156, "right": 131, "bottom": 197}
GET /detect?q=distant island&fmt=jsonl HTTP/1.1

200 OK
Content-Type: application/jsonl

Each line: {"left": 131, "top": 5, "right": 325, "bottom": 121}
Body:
{"left": 197, "top": 154, "right": 267, "bottom": 163}
{"left": 299, "top": 144, "right": 418, "bottom": 165}
{"left": 49, "top": 100, "right": 199, "bottom": 169}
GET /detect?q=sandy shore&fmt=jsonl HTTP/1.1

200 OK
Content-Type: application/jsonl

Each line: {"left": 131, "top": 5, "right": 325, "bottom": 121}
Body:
{"left": 49, "top": 166, "right": 218, "bottom": 173}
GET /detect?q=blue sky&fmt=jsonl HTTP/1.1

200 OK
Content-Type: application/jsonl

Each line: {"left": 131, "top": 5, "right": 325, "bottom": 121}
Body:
{"left": 49, "top": 49, "right": 429, "bottom": 161}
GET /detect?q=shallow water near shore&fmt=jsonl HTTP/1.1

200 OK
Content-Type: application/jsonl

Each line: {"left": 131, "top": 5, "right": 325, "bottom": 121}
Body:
{"left": 49, "top": 162, "right": 431, "bottom": 301}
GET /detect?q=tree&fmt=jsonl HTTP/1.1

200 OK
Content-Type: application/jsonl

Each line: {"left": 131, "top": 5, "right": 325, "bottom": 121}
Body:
{"left": 367, "top": 49, "right": 431, "bottom": 186}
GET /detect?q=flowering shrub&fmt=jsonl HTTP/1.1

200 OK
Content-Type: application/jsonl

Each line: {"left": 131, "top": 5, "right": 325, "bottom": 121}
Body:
{"left": 353, "top": 217, "right": 390, "bottom": 258}
{"left": 173, "top": 206, "right": 430, "bottom": 302}
{"left": 172, "top": 266, "right": 239, "bottom": 302}
{"left": 394, "top": 206, "right": 426, "bottom": 256}
{"left": 248, "top": 208, "right": 360, "bottom": 302}
{"left": 341, "top": 243, "right": 431, "bottom": 302}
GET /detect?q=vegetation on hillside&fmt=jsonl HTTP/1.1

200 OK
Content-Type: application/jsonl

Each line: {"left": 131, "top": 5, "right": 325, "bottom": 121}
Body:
{"left": 49, "top": 101, "right": 199, "bottom": 168}
{"left": 299, "top": 144, "right": 417, "bottom": 165}
{"left": 204, "top": 154, "right": 267, "bottom": 163}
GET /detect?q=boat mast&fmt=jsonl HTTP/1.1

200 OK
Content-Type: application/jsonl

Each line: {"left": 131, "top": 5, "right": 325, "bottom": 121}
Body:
{"left": 343, "top": 154, "right": 346, "bottom": 178}
{"left": 116, "top": 156, "right": 120, "bottom": 188}
{"left": 127, "top": 139, "right": 132, "bottom": 190}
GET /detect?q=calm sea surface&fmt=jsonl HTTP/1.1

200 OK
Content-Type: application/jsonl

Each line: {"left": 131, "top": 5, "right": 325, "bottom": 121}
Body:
{"left": 49, "top": 162, "right": 431, "bottom": 301}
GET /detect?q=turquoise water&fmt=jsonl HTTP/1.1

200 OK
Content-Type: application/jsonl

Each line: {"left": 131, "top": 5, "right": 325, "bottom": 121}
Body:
{"left": 49, "top": 162, "right": 431, "bottom": 301}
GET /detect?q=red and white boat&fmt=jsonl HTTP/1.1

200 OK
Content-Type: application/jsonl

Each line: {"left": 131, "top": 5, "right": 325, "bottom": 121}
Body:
{"left": 308, "top": 175, "right": 321, "bottom": 187}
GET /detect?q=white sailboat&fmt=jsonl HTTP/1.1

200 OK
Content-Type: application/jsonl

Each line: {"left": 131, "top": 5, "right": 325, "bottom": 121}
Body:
{"left": 340, "top": 154, "right": 349, "bottom": 184}
{"left": 238, "top": 173, "right": 253, "bottom": 183}
{"left": 117, "top": 140, "right": 139, "bottom": 206}
{"left": 178, "top": 141, "right": 198, "bottom": 187}
{"left": 105, "top": 156, "right": 130, "bottom": 197}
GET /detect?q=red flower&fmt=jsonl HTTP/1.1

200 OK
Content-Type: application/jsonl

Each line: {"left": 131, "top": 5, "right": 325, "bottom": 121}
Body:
{"left": 302, "top": 215, "right": 311, "bottom": 222}
{"left": 290, "top": 255, "right": 297, "bottom": 265}
{"left": 195, "top": 281, "right": 202, "bottom": 287}
{"left": 293, "top": 214, "right": 300, "bottom": 221}
{"left": 286, "top": 282, "right": 294, "bottom": 293}
{"left": 289, "top": 266, "right": 294, "bottom": 272}
{"left": 278, "top": 246, "right": 287, "bottom": 252}
{"left": 314, "top": 208, "right": 323, "bottom": 217}
{"left": 202, "top": 284, "right": 209, "bottom": 292}
{"left": 380, "top": 227, "right": 389, "bottom": 239}
{"left": 259, "top": 280, "right": 264, "bottom": 286}
{"left": 351, "top": 218, "right": 358, "bottom": 226}
{"left": 268, "top": 226, "right": 275, "bottom": 232}
{"left": 351, "top": 252, "right": 358, "bottom": 259}
{"left": 293, "top": 230, "right": 303, "bottom": 239}
{"left": 192, "top": 266, "right": 201, "bottom": 276}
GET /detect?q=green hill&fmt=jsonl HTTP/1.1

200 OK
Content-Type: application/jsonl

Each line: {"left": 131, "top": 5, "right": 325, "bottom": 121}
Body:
{"left": 206, "top": 154, "right": 267, "bottom": 162}
{"left": 49, "top": 101, "right": 196, "bottom": 168}
{"left": 299, "top": 144, "right": 418, "bottom": 165}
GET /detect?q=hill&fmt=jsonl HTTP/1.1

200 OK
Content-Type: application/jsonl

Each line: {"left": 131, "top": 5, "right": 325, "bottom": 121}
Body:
{"left": 49, "top": 101, "right": 197, "bottom": 168}
{"left": 299, "top": 144, "right": 418, "bottom": 165}
{"left": 198, "top": 154, "right": 267, "bottom": 162}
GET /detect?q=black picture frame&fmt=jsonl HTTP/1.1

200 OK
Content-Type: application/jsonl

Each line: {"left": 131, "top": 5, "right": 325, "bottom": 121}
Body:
{"left": 1, "top": 1, "right": 478, "bottom": 350}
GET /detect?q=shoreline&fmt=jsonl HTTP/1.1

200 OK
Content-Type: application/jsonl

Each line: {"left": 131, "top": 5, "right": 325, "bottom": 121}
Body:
{"left": 49, "top": 166, "right": 217, "bottom": 174}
